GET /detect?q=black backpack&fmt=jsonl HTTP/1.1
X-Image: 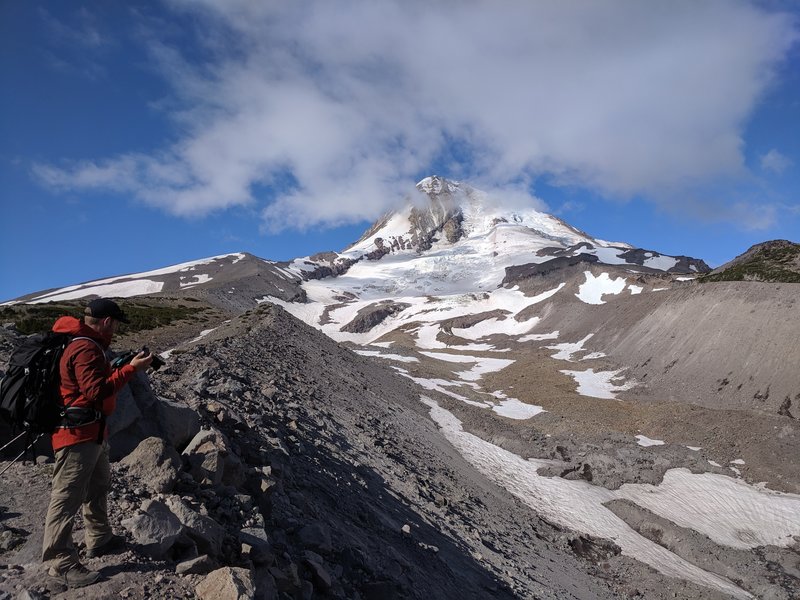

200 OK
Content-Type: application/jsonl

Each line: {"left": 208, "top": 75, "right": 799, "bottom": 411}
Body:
{"left": 0, "top": 331, "right": 75, "bottom": 435}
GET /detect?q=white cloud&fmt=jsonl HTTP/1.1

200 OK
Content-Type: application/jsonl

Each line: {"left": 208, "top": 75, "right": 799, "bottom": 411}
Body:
{"left": 33, "top": 0, "right": 799, "bottom": 231}
{"left": 760, "top": 149, "right": 793, "bottom": 174}
{"left": 38, "top": 7, "right": 110, "bottom": 49}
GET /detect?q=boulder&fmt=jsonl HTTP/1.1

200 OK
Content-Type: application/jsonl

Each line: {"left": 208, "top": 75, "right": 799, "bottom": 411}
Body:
{"left": 176, "top": 554, "right": 216, "bottom": 575}
{"left": 108, "top": 385, "right": 142, "bottom": 437}
{"left": 156, "top": 397, "right": 201, "bottom": 450}
{"left": 121, "top": 499, "right": 183, "bottom": 559}
{"left": 119, "top": 437, "right": 182, "bottom": 493}
{"left": 298, "top": 522, "right": 332, "bottom": 554}
{"left": 196, "top": 567, "right": 255, "bottom": 600}
{"left": 239, "top": 527, "right": 272, "bottom": 564}
{"left": 183, "top": 428, "right": 244, "bottom": 487}
{"left": 165, "top": 495, "right": 226, "bottom": 557}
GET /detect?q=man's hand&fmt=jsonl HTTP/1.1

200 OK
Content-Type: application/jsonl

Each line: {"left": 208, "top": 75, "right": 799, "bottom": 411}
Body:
{"left": 129, "top": 350, "right": 155, "bottom": 371}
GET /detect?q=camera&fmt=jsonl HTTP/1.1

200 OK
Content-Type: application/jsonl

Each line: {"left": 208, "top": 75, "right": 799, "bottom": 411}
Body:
{"left": 111, "top": 346, "right": 166, "bottom": 371}
{"left": 141, "top": 346, "right": 166, "bottom": 371}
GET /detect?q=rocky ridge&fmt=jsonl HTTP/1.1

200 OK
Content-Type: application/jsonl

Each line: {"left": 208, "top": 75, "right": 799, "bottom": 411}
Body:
{"left": 703, "top": 239, "right": 800, "bottom": 283}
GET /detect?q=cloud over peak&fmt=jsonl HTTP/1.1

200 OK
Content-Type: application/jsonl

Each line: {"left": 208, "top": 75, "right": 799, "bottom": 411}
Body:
{"left": 35, "top": 0, "right": 798, "bottom": 230}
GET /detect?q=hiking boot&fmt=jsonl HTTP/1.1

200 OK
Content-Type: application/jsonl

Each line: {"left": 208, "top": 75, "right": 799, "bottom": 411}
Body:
{"left": 85, "top": 533, "right": 126, "bottom": 558}
{"left": 48, "top": 563, "right": 100, "bottom": 588}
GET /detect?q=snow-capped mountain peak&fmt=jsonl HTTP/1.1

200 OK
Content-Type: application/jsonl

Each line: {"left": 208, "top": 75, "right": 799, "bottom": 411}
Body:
{"left": 293, "top": 176, "right": 702, "bottom": 293}
{"left": 347, "top": 176, "right": 595, "bottom": 258}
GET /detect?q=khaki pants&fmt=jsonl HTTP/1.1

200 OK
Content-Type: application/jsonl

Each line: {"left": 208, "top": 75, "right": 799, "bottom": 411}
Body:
{"left": 41, "top": 441, "right": 113, "bottom": 572}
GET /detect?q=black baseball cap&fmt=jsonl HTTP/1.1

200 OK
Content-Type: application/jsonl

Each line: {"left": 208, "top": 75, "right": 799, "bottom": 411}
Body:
{"left": 85, "top": 298, "right": 130, "bottom": 324}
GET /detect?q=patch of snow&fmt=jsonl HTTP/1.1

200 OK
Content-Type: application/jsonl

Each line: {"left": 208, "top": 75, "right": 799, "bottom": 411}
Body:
{"left": 547, "top": 334, "right": 594, "bottom": 361}
{"left": 370, "top": 341, "right": 395, "bottom": 348}
{"left": 636, "top": 435, "right": 665, "bottom": 447}
{"left": 687, "top": 446, "right": 702, "bottom": 451}
{"left": 652, "top": 287, "right": 669, "bottom": 292}
{"left": 730, "top": 459, "right": 746, "bottom": 465}
{"left": 644, "top": 255, "right": 679, "bottom": 271}
{"left": 581, "top": 352, "right": 606, "bottom": 360}
{"left": 492, "top": 398, "right": 546, "bottom": 420}
{"left": 423, "top": 398, "right": 800, "bottom": 599}
{"left": 31, "top": 279, "right": 165, "bottom": 302}
{"left": 560, "top": 368, "right": 633, "bottom": 399}
{"left": 518, "top": 330, "right": 559, "bottom": 342}
{"left": 575, "top": 271, "right": 627, "bottom": 304}
{"left": 709, "top": 460, "right": 722, "bottom": 467}
{"left": 455, "top": 357, "right": 515, "bottom": 382}
{"left": 676, "top": 276, "right": 697, "bottom": 281}
{"left": 188, "top": 329, "right": 216, "bottom": 344}
{"left": 452, "top": 316, "right": 539, "bottom": 340}
{"left": 416, "top": 324, "right": 449, "bottom": 349}
{"left": 354, "top": 350, "right": 419, "bottom": 363}
{"left": 419, "top": 351, "right": 481, "bottom": 363}
{"left": 628, "top": 285, "right": 643, "bottom": 295}
{"left": 460, "top": 344, "right": 509, "bottom": 352}
{"left": 592, "top": 247, "right": 629, "bottom": 265}
{"left": 27, "top": 253, "right": 244, "bottom": 303}
{"left": 180, "top": 273, "right": 213, "bottom": 288}
{"left": 396, "top": 370, "right": 488, "bottom": 408}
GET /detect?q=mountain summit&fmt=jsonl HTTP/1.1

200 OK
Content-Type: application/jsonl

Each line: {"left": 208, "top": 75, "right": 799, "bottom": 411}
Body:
{"left": 292, "top": 176, "right": 709, "bottom": 298}
{"left": 350, "top": 175, "right": 605, "bottom": 256}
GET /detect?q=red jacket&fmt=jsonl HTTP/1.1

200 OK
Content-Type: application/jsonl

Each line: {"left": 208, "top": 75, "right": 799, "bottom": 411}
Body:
{"left": 51, "top": 316, "right": 136, "bottom": 451}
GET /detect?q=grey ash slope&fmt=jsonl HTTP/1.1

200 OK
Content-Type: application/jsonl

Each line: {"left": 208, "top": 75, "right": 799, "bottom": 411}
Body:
{"left": 148, "top": 303, "right": 731, "bottom": 600}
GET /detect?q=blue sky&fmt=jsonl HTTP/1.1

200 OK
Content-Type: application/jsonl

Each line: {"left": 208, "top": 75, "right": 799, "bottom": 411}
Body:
{"left": 1, "top": 1, "right": 798, "bottom": 303}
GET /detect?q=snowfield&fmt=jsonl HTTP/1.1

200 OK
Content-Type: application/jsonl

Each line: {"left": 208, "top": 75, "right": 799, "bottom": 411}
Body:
{"left": 423, "top": 397, "right": 800, "bottom": 600}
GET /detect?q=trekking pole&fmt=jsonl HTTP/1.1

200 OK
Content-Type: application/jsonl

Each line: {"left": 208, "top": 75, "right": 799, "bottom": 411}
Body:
{"left": 0, "top": 431, "right": 27, "bottom": 454}
{"left": 0, "top": 433, "right": 43, "bottom": 477}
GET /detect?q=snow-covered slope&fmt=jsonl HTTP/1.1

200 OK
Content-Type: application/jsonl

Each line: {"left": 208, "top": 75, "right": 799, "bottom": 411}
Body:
{"left": 270, "top": 176, "right": 708, "bottom": 343}
{"left": 287, "top": 177, "right": 706, "bottom": 297}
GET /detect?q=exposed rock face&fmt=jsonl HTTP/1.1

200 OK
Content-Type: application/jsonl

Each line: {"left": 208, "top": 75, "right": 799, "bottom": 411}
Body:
{"left": 617, "top": 248, "right": 710, "bottom": 273}
{"left": 503, "top": 254, "right": 600, "bottom": 284}
{"left": 341, "top": 301, "right": 411, "bottom": 333}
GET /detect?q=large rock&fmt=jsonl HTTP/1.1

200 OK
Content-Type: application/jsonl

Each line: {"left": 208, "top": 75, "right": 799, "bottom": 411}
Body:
{"left": 156, "top": 397, "right": 201, "bottom": 450}
{"left": 119, "top": 437, "right": 182, "bottom": 493}
{"left": 176, "top": 554, "right": 216, "bottom": 575}
{"left": 183, "top": 427, "right": 244, "bottom": 487}
{"left": 298, "top": 522, "right": 332, "bottom": 554}
{"left": 239, "top": 527, "right": 272, "bottom": 564}
{"left": 196, "top": 567, "right": 255, "bottom": 600}
{"left": 121, "top": 499, "right": 184, "bottom": 559}
{"left": 165, "top": 495, "right": 226, "bottom": 557}
{"left": 108, "top": 384, "right": 142, "bottom": 437}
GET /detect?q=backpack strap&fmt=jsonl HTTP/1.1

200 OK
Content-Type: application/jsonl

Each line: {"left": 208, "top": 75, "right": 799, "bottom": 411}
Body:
{"left": 70, "top": 336, "right": 105, "bottom": 355}
{"left": 58, "top": 335, "right": 108, "bottom": 415}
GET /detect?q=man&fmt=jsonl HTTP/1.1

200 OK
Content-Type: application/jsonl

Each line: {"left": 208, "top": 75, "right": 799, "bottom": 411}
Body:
{"left": 42, "top": 298, "right": 153, "bottom": 588}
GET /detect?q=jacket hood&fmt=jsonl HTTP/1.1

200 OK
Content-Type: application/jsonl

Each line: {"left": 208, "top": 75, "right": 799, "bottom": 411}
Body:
{"left": 52, "top": 316, "right": 111, "bottom": 348}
